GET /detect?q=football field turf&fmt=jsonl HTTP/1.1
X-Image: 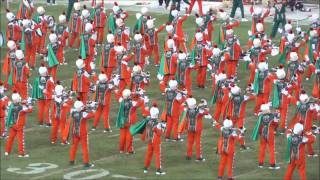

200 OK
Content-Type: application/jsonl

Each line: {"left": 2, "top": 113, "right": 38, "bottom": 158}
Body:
{"left": 0, "top": 3, "right": 319, "bottom": 180}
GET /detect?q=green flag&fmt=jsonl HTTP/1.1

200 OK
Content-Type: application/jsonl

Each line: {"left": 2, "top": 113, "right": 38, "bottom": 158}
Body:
{"left": 31, "top": 77, "right": 44, "bottom": 99}
{"left": 108, "top": 13, "right": 116, "bottom": 34}
{"left": 133, "top": 16, "right": 143, "bottom": 33}
{"left": 116, "top": 101, "right": 126, "bottom": 128}
{"left": 271, "top": 82, "right": 280, "bottom": 108}
{"left": 285, "top": 136, "right": 292, "bottom": 163}
{"left": 253, "top": 71, "right": 260, "bottom": 94}
{"left": 278, "top": 48, "right": 287, "bottom": 64}
{"left": 80, "top": 35, "right": 87, "bottom": 59}
{"left": 130, "top": 118, "right": 149, "bottom": 136}
{"left": 33, "top": 13, "right": 40, "bottom": 24}
{"left": 251, "top": 115, "right": 262, "bottom": 141}
{"left": 47, "top": 44, "right": 59, "bottom": 67}
{"left": 190, "top": 48, "right": 196, "bottom": 66}
{"left": 5, "top": 104, "right": 15, "bottom": 128}
{"left": 158, "top": 54, "right": 165, "bottom": 76}
{"left": 20, "top": 31, "right": 25, "bottom": 52}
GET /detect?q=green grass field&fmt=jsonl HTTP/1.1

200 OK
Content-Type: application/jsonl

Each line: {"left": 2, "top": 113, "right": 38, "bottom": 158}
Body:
{"left": 0, "top": 3, "right": 319, "bottom": 180}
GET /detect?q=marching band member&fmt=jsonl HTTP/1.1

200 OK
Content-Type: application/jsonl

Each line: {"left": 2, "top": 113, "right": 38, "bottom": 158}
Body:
{"left": 80, "top": 23, "right": 97, "bottom": 73}
{"left": 23, "top": 19, "right": 38, "bottom": 69}
{"left": 132, "top": 33, "right": 148, "bottom": 69}
{"left": 251, "top": 103, "right": 280, "bottom": 169}
{"left": 46, "top": 33, "right": 61, "bottom": 80}
{"left": 68, "top": 2, "right": 82, "bottom": 49}
{"left": 6, "top": 9, "right": 22, "bottom": 43}
{"left": 100, "top": 32, "right": 116, "bottom": 79}
{"left": 0, "top": 82, "right": 9, "bottom": 137}
{"left": 188, "top": 0, "right": 203, "bottom": 16}
{"left": 133, "top": 7, "right": 149, "bottom": 34}
{"left": 224, "top": 28, "right": 242, "bottom": 79}
{"left": 169, "top": 9, "right": 189, "bottom": 52}
{"left": 17, "top": 0, "right": 34, "bottom": 19}
{"left": 114, "top": 18, "right": 130, "bottom": 50}
{"left": 176, "top": 51, "right": 193, "bottom": 95}
{"left": 304, "top": 29, "right": 319, "bottom": 80}
{"left": 69, "top": 100, "right": 96, "bottom": 168}
{"left": 108, "top": 2, "right": 128, "bottom": 34}
{"left": 209, "top": 45, "right": 225, "bottom": 76}
{"left": 312, "top": 55, "right": 320, "bottom": 98}
{"left": 36, "top": 6, "right": 48, "bottom": 53}
{"left": 55, "top": 12, "right": 69, "bottom": 64}
{"left": 217, "top": 10, "right": 240, "bottom": 47}
{"left": 114, "top": 44, "right": 132, "bottom": 92}
{"left": 31, "top": 64, "right": 55, "bottom": 126}
{"left": 5, "top": 92, "right": 33, "bottom": 157}
{"left": 2, "top": 41, "right": 17, "bottom": 88}
{"left": 92, "top": 3, "right": 107, "bottom": 45}
{"left": 286, "top": 52, "right": 304, "bottom": 98}
{"left": 130, "top": 65, "right": 150, "bottom": 93}
{"left": 211, "top": 72, "right": 229, "bottom": 122}
{"left": 249, "top": 6, "right": 270, "bottom": 34}
{"left": 72, "top": 58, "right": 91, "bottom": 103}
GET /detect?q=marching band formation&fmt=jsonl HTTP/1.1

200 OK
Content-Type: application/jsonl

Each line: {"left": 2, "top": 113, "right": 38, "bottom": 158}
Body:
{"left": 0, "top": 0, "right": 319, "bottom": 179}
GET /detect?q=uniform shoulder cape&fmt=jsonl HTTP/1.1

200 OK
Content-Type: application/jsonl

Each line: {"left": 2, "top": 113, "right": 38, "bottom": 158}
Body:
{"left": 5, "top": 104, "right": 15, "bottom": 128}
{"left": 251, "top": 114, "right": 263, "bottom": 141}
{"left": 271, "top": 81, "right": 281, "bottom": 108}
{"left": 130, "top": 117, "right": 149, "bottom": 136}
{"left": 31, "top": 76, "right": 44, "bottom": 99}
{"left": 47, "top": 44, "right": 59, "bottom": 67}
{"left": 116, "top": 100, "right": 126, "bottom": 128}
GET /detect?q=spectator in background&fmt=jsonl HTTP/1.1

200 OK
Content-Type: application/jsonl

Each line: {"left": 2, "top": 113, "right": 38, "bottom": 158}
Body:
{"left": 47, "top": 0, "right": 56, "bottom": 6}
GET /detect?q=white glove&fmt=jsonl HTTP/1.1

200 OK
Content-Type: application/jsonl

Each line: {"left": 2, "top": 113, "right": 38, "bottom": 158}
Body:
{"left": 278, "top": 28, "right": 283, "bottom": 34}
{"left": 204, "top": 114, "right": 212, "bottom": 119}
{"left": 296, "top": 27, "right": 301, "bottom": 33}
{"left": 118, "top": 97, "right": 123, "bottom": 103}
{"left": 108, "top": 84, "right": 114, "bottom": 89}
{"left": 207, "top": 64, "right": 213, "bottom": 70}
{"left": 144, "top": 96, "right": 149, "bottom": 104}
{"left": 248, "top": 30, "right": 252, "bottom": 36}
{"left": 157, "top": 74, "right": 164, "bottom": 81}
{"left": 132, "top": 101, "right": 138, "bottom": 107}
{"left": 176, "top": 93, "right": 182, "bottom": 100}
{"left": 281, "top": 89, "right": 288, "bottom": 96}
{"left": 121, "top": 61, "right": 128, "bottom": 65}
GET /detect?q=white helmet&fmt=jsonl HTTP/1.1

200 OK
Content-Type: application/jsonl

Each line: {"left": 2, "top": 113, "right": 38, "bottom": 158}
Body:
{"left": 196, "top": 17, "right": 204, "bottom": 26}
{"left": 113, "top": 5, "right": 120, "bottom": 13}
{"left": 293, "top": 123, "right": 304, "bottom": 134}
{"left": 253, "top": 38, "right": 261, "bottom": 48}
{"left": 37, "top": 6, "right": 45, "bottom": 15}
{"left": 254, "top": 7, "right": 262, "bottom": 15}
{"left": 49, "top": 33, "right": 58, "bottom": 43}
{"left": 287, "top": 33, "right": 295, "bottom": 43}
{"left": 171, "top": 9, "right": 179, "bottom": 17}
{"left": 85, "top": 23, "right": 93, "bottom": 32}
{"left": 218, "top": 72, "right": 227, "bottom": 81}
{"left": 150, "top": 106, "right": 159, "bottom": 119}
{"left": 22, "top": 19, "right": 31, "bottom": 28}
{"left": 115, "top": 45, "right": 125, "bottom": 53}
{"left": 74, "top": 100, "right": 84, "bottom": 111}
{"left": 98, "top": 73, "right": 107, "bottom": 82}
{"left": 122, "top": 89, "right": 131, "bottom": 98}
{"left": 219, "top": 12, "right": 228, "bottom": 21}
{"left": 107, "top": 33, "right": 115, "bottom": 43}
{"left": 146, "top": 19, "right": 154, "bottom": 29}
{"left": 284, "top": 23, "right": 292, "bottom": 32}
{"left": 256, "top": 23, "right": 264, "bottom": 32}
{"left": 59, "top": 14, "right": 67, "bottom": 23}
{"left": 74, "top": 2, "right": 81, "bottom": 11}
{"left": 178, "top": 52, "right": 187, "bottom": 60}
{"left": 231, "top": 85, "right": 241, "bottom": 95}
{"left": 223, "top": 119, "right": 233, "bottom": 128}
{"left": 76, "top": 59, "right": 85, "bottom": 69}
{"left": 299, "top": 93, "right": 309, "bottom": 103}
{"left": 166, "top": 24, "right": 174, "bottom": 33}
{"left": 6, "top": 12, "right": 15, "bottom": 21}
{"left": 82, "top": 9, "right": 90, "bottom": 18}
{"left": 141, "top": 7, "right": 148, "bottom": 15}
{"left": 212, "top": 48, "right": 221, "bottom": 56}
{"left": 290, "top": 52, "right": 298, "bottom": 61}
{"left": 116, "top": 18, "right": 124, "bottom": 27}
{"left": 260, "top": 103, "right": 270, "bottom": 112}
{"left": 12, "top": 93, "right": 21, "bottom": 103}
{"left": 132, "top": 65, "right": 142, "bottom": 74}
{"left": 258, "top": 62, "right": 268, "bottom": 71}
{"left": 167, "top": 39, "right": 175, "bottom": 49}
{"left": 186, "top": 98, "right": 197, "bottom": 109}
{"left": 134, "top": 33, "right": 143, "bottom": 42}
{"left": 15, "top": 50, "right": 24, "bottom": 60}
{"left": 55, "top": 85, "right": 64, "bottom": 96}
{"left": 195, "top": 32, "right": 203, "bottom": 41}
{"left": 168, "top": 80, "right": 178, "bottom": 89}
{"left": 276, "top": 68, "right": 286, "bottom": 79}
{"left": 38, "top": 66, "right": 48, "bottom": 76}
{"left": 7, "top": 40, "right": 16, "bottom": 50}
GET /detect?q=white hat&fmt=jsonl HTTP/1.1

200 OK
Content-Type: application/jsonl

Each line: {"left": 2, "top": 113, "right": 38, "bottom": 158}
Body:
{"left": 116, "top": 18, "right": 124, "bottom": 27}
{"left": 7, "top": 40, "right": 16, "bottom": 50}
{"left": 293, "top": 123, "right": 304, "bottom": 134}
{"left": 256, "top": 23, "right": 264, "bottom": 32}
{"left": 146, "top": 19, "right": 154, "bottom": 29}
{"left": 55, "top": 85, "right": 64, "bottom": 96}
{"left": 218, "top": 72, "right": 227, "bottom": 81}
{"left": 195, "top": 32, "right": 203, "bottom": 41}
{"left": 6, "top": 12, "right": 15, "bottom": 21}
{"left": 186, "top": 98, "right": 197, "bottom": 109}
{"left": 253, "top": 38, "right": 261, "bottom": 48}
{"left": 223, "top": 119, "right": 233, "bottom": 128}
{"left": 122, "top": 89, "right": 131, "bottom": 98}
{"left": 231, "top": 85, "right": 241, "bottom": 95}
{"left": 74, "top": 2, "right": 81, "bottom": 10}
{"left": 284, "top": 23, "right": 292, "bottom": 32}
{"left": 166, "top": 24, "right": 174, "bottom": 33}
{"left": 12, "top": 93, "right": 21, "bottom": 103}
{"left": 82, "top": 9, "right": 90, "bottom": 18}
{"left": 141, "top": 7, "right": 148, "bottom": 15}
{"left": 38, "top": 66, "right": 48, "bottom": 76}
{"left": 76, "top": 59, "right": 85, "bottom": 69}
{"left": 49, "top": 33, "right": 58, "bottom": 43}
{"left": 98, "top": 73, "right": 107, "bottom": 82}
{"left": 115, "top": 45, "right": 125, "bottom": 53}
{"left": 59, "top": 14, "right": 66, "bottom": 23}
{"left": 85, "top": 23, "right": 93, "bottom": 32}
{"left": 290, "top": 52, "right": 298, "bottom": 61}
{"left": 171, "top": 9, "right": 179, "bottom": 17}
{"left": 310, "top": 30, "right": 318, "bottom": 37}
{"left": 219, "top": 12, "right": 228, "bottom": 21}
{"left": 74, "top": 100, "right": 84, "bottom": 110}
{"left": 254, "top": 7, "right": 262, "bottom": 15}
{"left": 168, "top": 80, "right": 178, "bottom": 89}
{"left": 226, "top": 29, "right": 233, "bottom": 36}
{"left": 299, "top": 93, "right": 309, "bottom": 103}
{"left": 287, "top": 33, "right": 295, "bottom": 43}
{"left": 37, "top": 6, "right": 45, "bottom": 15}
{"left": 178, "top": 52, "right": 187, "bottom": 60}
{"left": 167, "top": 39, "right": 175, "bottom": 49}
{"left": 107, "top": 33, "right": 115, "bottom": 43}
{"left": 22, "top": 19, "right": 31, "bottom": 28}
{"left": 113, "top": 5, "right": 120, "bottom": 13}
{"left": 150, "top": 107, "right": 159, "bottom": 119}
{"left": 15, "top": 50, "right": 24, "bottom": 60}
{"left": 132, "top": 65, "right": 142, "bottom": 74}
{"left": 258, "top": 62, "right": 268, "bottom": 71}
{"left": 134, "top": 33, "right": 143, "bottom": 42}
{"left": 260, "top": 103, "right": 270, "bottom": 112}
{"left": 212, "top": 48, "right": 221, "bottom": 56}
{"left": 276, "top": 68, "right": 286, "bottom": 79}
{"left": 196, "top": 17, "right": 204, "bottom": 26}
